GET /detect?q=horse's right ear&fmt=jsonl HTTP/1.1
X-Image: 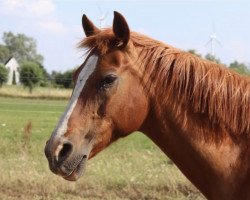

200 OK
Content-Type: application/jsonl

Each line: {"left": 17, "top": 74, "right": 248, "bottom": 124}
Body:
{"left": 82, "top": 14, "right": 99, "bottom": 37}
{"left": 113, "top": 11, "right": 130, "bottom": 48}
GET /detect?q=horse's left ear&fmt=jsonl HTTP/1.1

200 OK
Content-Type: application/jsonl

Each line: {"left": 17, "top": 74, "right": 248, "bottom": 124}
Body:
{"left": 82, "top": 14, "right": 99, "bottom": 37}
{"left": 113, "top": 11, "right": 130, "bottom": 48}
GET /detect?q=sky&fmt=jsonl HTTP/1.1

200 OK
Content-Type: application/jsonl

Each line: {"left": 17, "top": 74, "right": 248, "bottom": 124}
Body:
{"left": 0, "top": 0, "right": 250, "bottom": 72}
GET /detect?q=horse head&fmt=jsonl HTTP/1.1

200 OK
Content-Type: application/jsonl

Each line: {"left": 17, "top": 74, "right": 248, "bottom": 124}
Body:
{"left": 44, "top": 11, "right": 149, "bottom": 181}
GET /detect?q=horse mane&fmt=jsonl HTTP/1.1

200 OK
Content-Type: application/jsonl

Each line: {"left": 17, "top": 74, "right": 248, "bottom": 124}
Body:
{"left": 79, "top": 29, "right": 250, "bottom": 137}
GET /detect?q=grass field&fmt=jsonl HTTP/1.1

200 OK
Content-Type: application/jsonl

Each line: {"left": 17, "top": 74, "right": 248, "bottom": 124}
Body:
{"left": 0, "top": 97, "right": 204, "bottom": 200}
{"left": 0, "top": 85, "right": 71, "bottom": 99}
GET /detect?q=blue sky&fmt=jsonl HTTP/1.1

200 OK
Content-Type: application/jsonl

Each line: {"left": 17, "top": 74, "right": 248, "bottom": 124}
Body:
{"left": 0, "top": 0, "right": 249, "bottom": 72}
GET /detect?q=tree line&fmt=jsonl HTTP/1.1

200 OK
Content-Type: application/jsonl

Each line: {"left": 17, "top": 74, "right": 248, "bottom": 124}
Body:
{"left": 0, "top": 32, "right": 75, "bottom": 92}
{"left": 0, "top": 32, "right": 249, "bottom": 93}
{"left": 187, "top": 49, "right": 250, "bottom": 76}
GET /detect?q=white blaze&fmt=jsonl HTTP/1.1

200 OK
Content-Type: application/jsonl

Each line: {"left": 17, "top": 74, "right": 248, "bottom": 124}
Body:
{"left": 51, "top": 54, "right": 98, "bottom": 140}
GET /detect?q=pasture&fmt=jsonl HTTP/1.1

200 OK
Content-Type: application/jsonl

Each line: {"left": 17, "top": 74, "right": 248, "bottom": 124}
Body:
{"left": 0, "top": 86, "right": 72, "bottom": 100}
{"left": 0, "top": 97, "right": 203, "bottom": 200}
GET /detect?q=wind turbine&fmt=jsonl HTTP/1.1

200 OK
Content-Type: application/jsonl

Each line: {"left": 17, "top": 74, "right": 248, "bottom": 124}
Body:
{"left": 97, "top": 6, "right": 109, "bottom": 28}
{"left": 205, "top": 21, "right": 221, "bottom": 56}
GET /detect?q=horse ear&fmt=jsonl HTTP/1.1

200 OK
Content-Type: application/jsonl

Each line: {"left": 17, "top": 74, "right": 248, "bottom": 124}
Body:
{"left": 113, "top": 11, "right": 130, "bottom": 48}
{"left": 82, "top": 14, "right": 99, "bottom": 37}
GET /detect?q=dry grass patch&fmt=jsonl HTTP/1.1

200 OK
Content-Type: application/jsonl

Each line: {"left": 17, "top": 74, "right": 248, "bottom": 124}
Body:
{"left": 0, "top": 85, "right": 71, "bottom": 100}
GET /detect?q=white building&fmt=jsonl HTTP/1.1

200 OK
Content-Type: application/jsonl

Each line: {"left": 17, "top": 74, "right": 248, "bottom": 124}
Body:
{"left": 5, "top": 57, "right": 20, "bottom": 85}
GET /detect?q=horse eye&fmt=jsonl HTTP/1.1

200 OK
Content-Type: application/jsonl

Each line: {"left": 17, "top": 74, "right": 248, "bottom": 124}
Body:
{"left": 99, "top": 74, "right": 117, "bottom": 90}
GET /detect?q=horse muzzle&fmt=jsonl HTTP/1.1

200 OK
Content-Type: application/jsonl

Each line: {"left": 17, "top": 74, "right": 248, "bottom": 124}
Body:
{"left": 44, "top": 139, "right": 88, "bottom": 181}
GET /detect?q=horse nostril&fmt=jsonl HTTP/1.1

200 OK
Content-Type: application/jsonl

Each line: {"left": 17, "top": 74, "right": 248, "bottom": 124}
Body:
{"left": 58, "top": 142, "right": 73, "bottom": 163}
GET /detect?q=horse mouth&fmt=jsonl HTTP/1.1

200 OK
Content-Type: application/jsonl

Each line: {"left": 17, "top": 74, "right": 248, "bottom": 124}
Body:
{"left": 62, "top": 155, "right": 87, "bottom": 181}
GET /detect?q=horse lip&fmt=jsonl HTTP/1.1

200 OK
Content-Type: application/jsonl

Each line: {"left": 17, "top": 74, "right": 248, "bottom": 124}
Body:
{"left": 62, "top": 155, "right": 87, "bottom": 181}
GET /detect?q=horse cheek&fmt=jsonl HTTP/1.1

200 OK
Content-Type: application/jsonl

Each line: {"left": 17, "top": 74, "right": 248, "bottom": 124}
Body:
{"left": 108, "top": 86, "right": 148, "bottom": 135}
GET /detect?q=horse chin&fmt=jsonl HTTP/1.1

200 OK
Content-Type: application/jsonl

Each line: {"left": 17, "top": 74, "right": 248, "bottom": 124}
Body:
{"left": 62, "top": 156, "right": 87, "bottom": 181}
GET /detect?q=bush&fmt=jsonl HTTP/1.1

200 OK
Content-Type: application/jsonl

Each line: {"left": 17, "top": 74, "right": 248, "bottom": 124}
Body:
{"left": 0, "top": 64, "right": 8, "bottom": 87}
{"left": 53, "top": 70, "right": 74, "bottom": 88}
{"left": 20, "top": 61, "right": 43, "bottom": 93}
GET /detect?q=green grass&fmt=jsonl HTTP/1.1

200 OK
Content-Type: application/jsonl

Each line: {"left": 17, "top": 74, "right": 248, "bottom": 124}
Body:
{"left": 0, "top": 97, "right": 204, "bottom": 200}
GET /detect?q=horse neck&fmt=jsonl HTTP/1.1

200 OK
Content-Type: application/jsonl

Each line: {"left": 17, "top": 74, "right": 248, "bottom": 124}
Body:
{"left": 137, "top": 53, "right": 250, "bottom": 199}
{"left": 141, "top": 93, "right": 250, "bottom": 199}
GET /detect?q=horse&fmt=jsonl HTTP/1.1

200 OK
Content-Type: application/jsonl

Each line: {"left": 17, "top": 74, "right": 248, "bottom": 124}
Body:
{"left": 44, "top": 11, "right": 250, "bottom": 200}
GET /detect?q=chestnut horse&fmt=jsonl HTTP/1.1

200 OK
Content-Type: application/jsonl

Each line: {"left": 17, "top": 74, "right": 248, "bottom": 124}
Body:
{"left": 45, "top": 11, "right": 250, "bottom": 200}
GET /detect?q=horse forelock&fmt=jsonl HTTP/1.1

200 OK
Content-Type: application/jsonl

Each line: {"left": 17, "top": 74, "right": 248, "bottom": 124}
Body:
{"left": 79, "top": 29, "right": 117, "bottom": 55}
{"left": 79, "top": 28, "right": 250, "bottom": 138}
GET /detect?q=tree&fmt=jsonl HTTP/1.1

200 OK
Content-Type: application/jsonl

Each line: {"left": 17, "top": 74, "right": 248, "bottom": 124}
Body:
{"left": 31, "top": 63, "right": 50, "bottom": 87}
{"left": 2, "top": 32, "right": 43, "bottom": 64}
{"left": 204, "top": 53, "right": 221, "bottom": 64}
{"left": 0, "top": 45, "right": 10, "bottom": 63}
{"left": 187, "top": 49, "right": 202, "bottom": 57}
{"left": 229, "top": 61, "right": 250, "bottom": 76}
{"left": 0, "top": 64, "right": 8, "bottom": 87}
{"left": 53, "top": 70, "right": 74, "bottom": 88}
{"left": 20, "top": 61, "right": 43, "bottom": 93}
